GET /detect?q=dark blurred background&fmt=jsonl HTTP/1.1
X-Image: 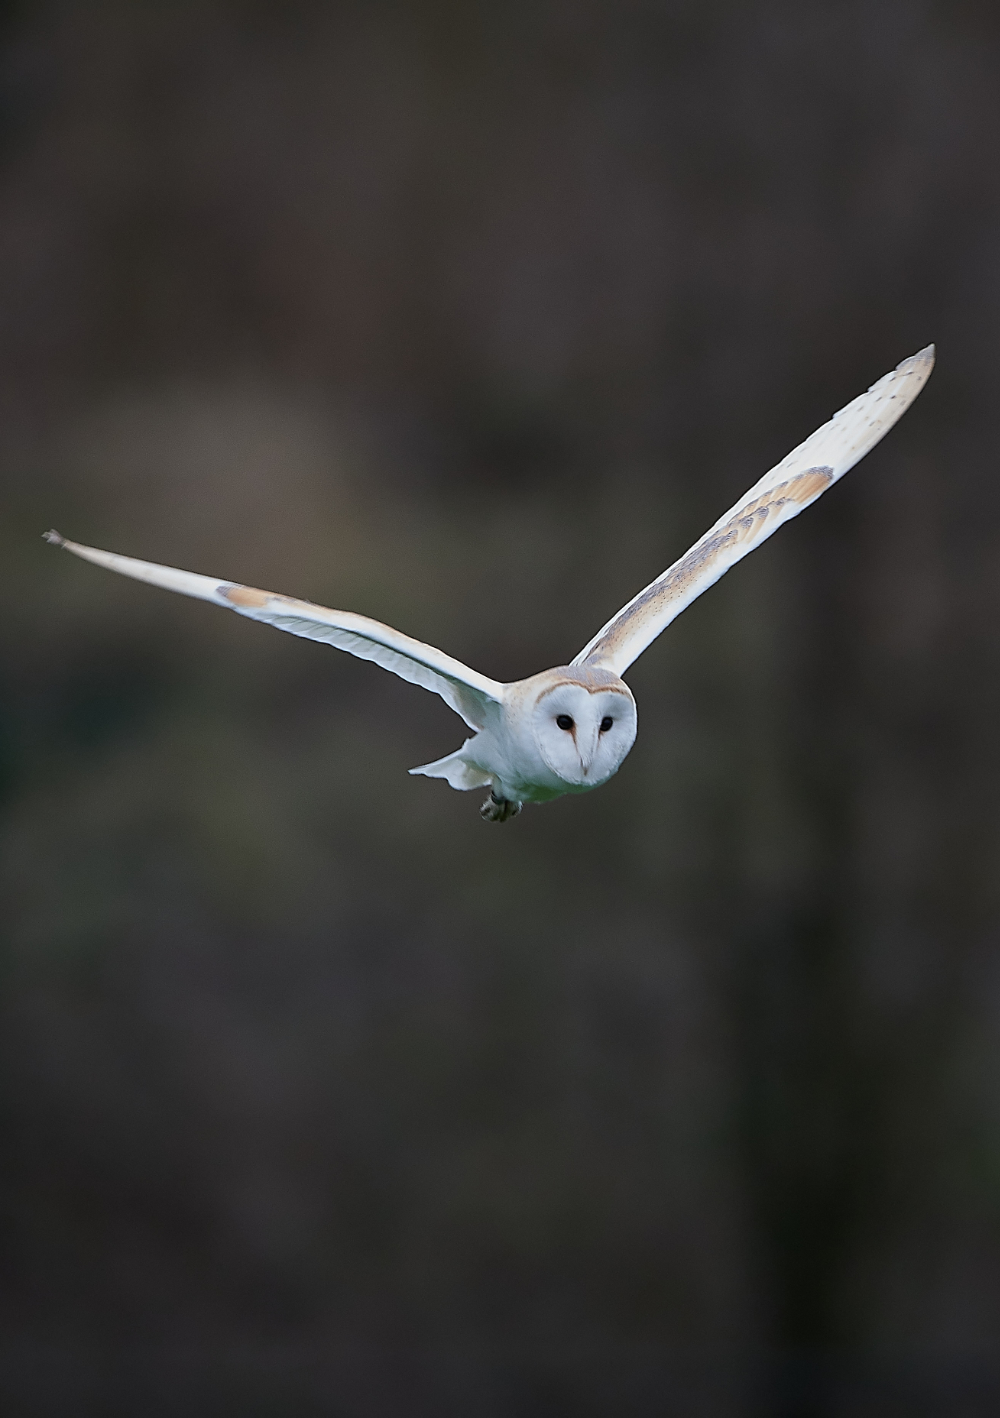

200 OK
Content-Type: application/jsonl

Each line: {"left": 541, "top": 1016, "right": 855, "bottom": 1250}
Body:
{"left": 0, "top": 2, "right": 997, "bottom": 1414}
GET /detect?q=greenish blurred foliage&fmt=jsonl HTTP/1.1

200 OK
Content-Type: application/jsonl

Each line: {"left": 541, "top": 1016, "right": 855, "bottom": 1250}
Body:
{"left": 0, "top": 1, "right": 998, "bottom": 1413}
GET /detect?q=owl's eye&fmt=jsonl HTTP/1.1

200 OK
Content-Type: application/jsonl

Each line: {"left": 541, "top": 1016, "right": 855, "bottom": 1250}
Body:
{"left": 599, "top": 716, "right": 614, "bottom": 733}
{"left": 556, "top": 714, "right": 574, "bottom": 731}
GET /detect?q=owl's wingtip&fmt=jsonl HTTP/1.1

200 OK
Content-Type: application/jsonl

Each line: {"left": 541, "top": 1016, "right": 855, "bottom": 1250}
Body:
{"left": 43, "top": 529, "right": 65, "bottom": 546}
{"left": 900, "top": 344, "right": 935, "bottom": 370}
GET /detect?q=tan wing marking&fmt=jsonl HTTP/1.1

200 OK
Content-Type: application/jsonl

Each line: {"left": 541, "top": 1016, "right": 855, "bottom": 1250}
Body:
{"left": 776, "top": 466, "right": 835, "bottom": 507}
{"left": 220, "top": 585, "right": 273, "bottom": 608}
{"left": 220, "top": 584, "right": 343, "bottom": 617}
{"left": 582, "top": 465, "right": 833, "bottom": 665}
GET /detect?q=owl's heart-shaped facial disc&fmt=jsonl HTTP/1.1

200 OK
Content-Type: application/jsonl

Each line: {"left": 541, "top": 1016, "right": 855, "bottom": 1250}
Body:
{"left": 530, "top": 676, "right": 637, "bottom": 789}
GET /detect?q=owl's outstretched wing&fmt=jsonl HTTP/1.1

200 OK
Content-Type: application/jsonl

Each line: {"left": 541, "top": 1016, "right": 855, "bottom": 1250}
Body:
{"left": 44, "top": 533, "right": 504, "bottom": 730}
{"left": 573, "top": 345, "right": 935, "bottom": 677}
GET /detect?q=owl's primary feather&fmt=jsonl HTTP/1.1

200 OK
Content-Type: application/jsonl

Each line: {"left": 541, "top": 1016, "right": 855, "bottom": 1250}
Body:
{"left": 46, "top": 346, "right": 934, "bottom": 819}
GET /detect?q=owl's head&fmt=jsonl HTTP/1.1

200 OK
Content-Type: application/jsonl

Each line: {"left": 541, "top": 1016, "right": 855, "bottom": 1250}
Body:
{"left": 529, "top": 667, "right": 637, "bottom": 790}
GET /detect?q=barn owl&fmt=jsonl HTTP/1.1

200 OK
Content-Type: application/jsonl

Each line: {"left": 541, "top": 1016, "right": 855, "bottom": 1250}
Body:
{"left": 46, "top": 346, "right": 934, "bottom": 821}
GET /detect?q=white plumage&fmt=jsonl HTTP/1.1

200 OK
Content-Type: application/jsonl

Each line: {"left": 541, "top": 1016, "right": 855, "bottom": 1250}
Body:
{"left": 46, "top": 346, "right": 934, "bottom": 821}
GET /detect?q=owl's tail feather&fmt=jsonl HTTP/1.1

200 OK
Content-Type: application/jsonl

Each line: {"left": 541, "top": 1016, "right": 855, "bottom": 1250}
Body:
{"left": 409, "top": 739, "right": 492, "bottom": 792}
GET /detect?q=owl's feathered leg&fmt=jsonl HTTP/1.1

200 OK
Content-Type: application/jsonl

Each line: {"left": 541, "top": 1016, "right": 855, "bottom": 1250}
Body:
{"left": 480, "top": 792, "right": 522, "bottom": 823}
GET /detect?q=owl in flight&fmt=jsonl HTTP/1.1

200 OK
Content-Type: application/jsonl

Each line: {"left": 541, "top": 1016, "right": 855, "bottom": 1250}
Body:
{"left": 47, "top": 347, "right": 933, "bottom": 821}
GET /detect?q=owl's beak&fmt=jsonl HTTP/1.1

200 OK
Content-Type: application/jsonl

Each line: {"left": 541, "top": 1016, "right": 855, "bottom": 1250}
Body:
{"left": 578, "top": 727, "right": 599, "bottom": 777}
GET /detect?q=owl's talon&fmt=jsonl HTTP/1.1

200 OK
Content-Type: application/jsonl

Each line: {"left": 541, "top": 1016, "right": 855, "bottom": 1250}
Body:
{"left": 480, "top": 791, "right": 521, "bottom": 822}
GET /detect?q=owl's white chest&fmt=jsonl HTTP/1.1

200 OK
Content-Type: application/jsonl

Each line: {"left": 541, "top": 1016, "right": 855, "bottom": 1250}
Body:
{"left": 476, "top": 715, "right": 578, "bottom": 803}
